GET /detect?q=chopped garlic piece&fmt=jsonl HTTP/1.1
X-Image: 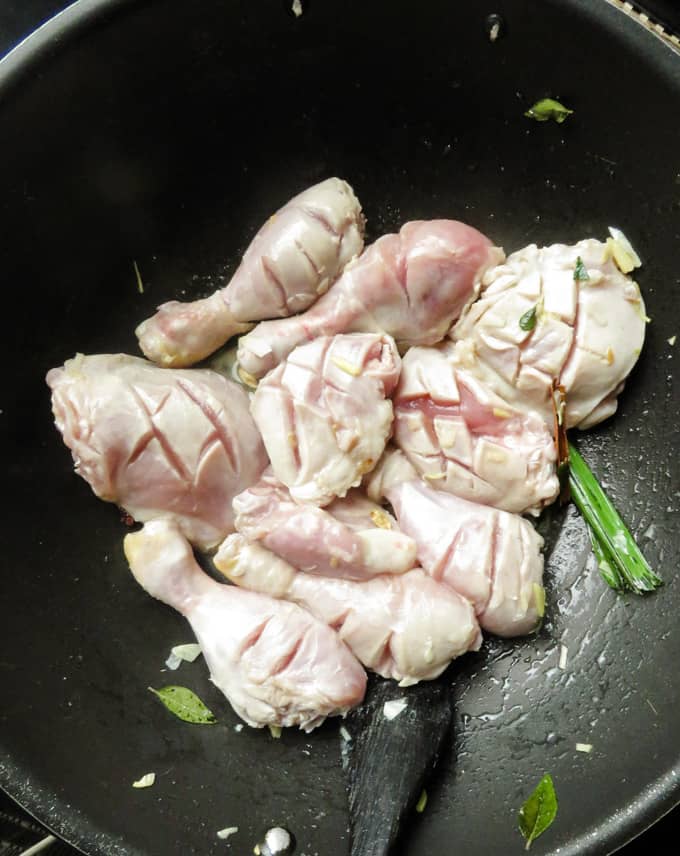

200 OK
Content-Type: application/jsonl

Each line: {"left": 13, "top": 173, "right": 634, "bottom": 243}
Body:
{"left": 492, "top": 407, "right": 511, "bottom": 418}
{"left": 217, "top": 827, "right": 239, "bottom": 840}
{"left": 292, "top": 0, "right": 303, "bottom": 16}
{"left": 339, "top": 725, "right": 352, "bottom": 742}
{"left": 575, "top": 743, "right": 593, "bottom": 754}
{"left": 669, "top": 336, "right": 677, "bottom": 346}
{"left": 269, "top": 725, "right": 282, "bottom": 739}
{"left": 606, "top": 347, "right": 615, "bottom": 365}
{"left": 369, "top": 508, "right": 392, "bottom": 529}
{"left": 607, "top": 227, "right": 642, "bottom": 273}
{"left": 533, "top": 584, "right": 546, "bottom": 618}
{"left": 486, "top": 448, "right": 508, "bottom": 464}
{"left": 132, "top": 772, "right": 156, "bottom": 789}
{"left": 558, "top": 644, "right": 568, "bottom": 670}
{"left": 383, "top": 699, "right": 408, "bottom": 720}
{"left": 423, "top": 471, "right": 446, "bottom": 480}
{"left": 357, "top": 458, "right": 374, "bottom": 474}
{"left": 237, "top": 366, "right": 259, "bottom": 388}
{"left": 331, "top": 356, "right": 362, "bottom": 376}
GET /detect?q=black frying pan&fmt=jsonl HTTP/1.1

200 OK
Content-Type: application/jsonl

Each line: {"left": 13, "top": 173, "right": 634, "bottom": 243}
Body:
{"left": 1, "top": 1, "right": 680, "bottom": 854}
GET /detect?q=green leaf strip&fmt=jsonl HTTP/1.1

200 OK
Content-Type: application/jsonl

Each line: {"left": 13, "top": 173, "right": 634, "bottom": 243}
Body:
{"left": 568, "top": 444, "right": 662, "bottom": 594}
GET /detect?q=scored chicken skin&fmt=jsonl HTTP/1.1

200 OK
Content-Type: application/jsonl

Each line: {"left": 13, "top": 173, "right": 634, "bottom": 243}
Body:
{"left": 387, "top": 481, "right": 545, "bottom": 637}
{"left": 450, "top": 238, "right": 647, "bottom": 429}
{"left": 238, "top": 219, "right": 503, "bottom": 379}
{"left": 215, "top": 534, "right": 482, "bottom": 686}
{"left": 250, "top": 333, "right": 400, "bottom": 505}
{"left": 136, "top": 178, "right": 365, "bottom": 367}
{"left": 46, "top": 353, "right": 267, "bottom": 550}
{"left": 125, "top": 520, "right": 366, "bottom": 730}
{"left": 233, "top": 469, "right": 417, "bottom": 580}
{"left": 392, "top": 344, "right": 559, "bottom": 515}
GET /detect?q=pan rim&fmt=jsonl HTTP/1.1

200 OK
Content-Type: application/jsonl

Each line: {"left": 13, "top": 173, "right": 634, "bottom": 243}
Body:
{"left": 1, "top": 1, "right": 679, "bottom": 855}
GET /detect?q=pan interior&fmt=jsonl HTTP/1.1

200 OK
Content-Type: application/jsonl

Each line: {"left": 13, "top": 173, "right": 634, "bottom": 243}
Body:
{"left": 1, "top": 1, "right": 679, "bottom": 854}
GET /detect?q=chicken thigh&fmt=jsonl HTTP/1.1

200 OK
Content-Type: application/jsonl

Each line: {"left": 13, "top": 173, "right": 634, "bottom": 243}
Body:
{"left": 450, "top": 238, "right": 647, "bottom": 428}
{"left": 250, "top": 333, "right": 400, "bottom": 505}
{"left": 136, "top": 178, "right": 365, "bottom": 367}
{"left": 215, "top": 534, "right": 481, "bottom": 685}
{"left": 238, "top": 219, "right": 503, "bottom": 379}
{"left": 46, "top": 353, "right": 267, "bottom": 549}
{"left": 387, "top": 481, "right": 545, "bottom": 637}
{"left": 392, "top": 344, "right": 559, "bottom": 515}
{"left": 125, "top": 520, "right": 366, "bottom": 730}
{"left": 233, "top": 470, "right": 416, "bottom": 580}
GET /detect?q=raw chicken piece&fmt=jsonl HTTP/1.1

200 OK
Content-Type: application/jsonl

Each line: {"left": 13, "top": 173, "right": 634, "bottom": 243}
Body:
{"left": 392, "top": 344, "right": 559, "bottom": 515}
{"left": 364, "top": 446, "right": 418, "bottom": 504}
{"left": 387, "top": 481, "right": 545, "bottom": 637}
{"left": 233, "top": 469, "right": 417, "bottom": 580}
{"left": 250, "top": 333, "right": 400, "bottom": 505}
{"left": 46, "top": 353, "right": 267, "bottom": 550}
{"left": 450, "top": 238, "right": 647, "bottom": 429}
{"left": 238, "top": 219, "right": 503, "bottom": 379}
{"left": 136, "top": 178, "right": 365, "bottom": 367}
{"left": 215, "top": 534, "right": 482, "bottom": 685}
{"left": 125, "top": 520, "right": 366, "bottom": 730}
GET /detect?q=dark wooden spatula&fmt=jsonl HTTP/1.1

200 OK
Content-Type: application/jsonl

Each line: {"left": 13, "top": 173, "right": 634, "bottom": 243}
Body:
{"left": 343, "top": 677, "right": 454, "bottom": 856}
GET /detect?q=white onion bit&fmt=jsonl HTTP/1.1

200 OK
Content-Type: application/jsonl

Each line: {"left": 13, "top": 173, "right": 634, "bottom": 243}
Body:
{"left": 216, "top": 826, "right": 238, "bottom": 840}
{"left": 383, "top": 699, "right": 408, "bottom": 720}
{"left": 132, "top": 773, "right": 156, "bottom": 789}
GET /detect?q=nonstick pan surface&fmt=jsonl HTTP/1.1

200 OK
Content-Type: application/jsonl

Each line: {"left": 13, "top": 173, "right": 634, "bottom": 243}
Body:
{"left": 1, "top": 1, "right": 679, "bottom": 854}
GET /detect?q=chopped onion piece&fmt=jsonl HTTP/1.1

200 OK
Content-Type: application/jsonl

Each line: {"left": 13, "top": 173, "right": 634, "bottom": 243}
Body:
{"left": 669, "top": 336, "right": 677, "bottom": 346}
{"left": 607, "top": 227, "right": 642, "bottom": 273}
{"left": 383, "top": 699, "right": 408, "bottom": 720}
{"left": 339, "top": 725, "right": 352, "bottom": 742}
{"left": 575, "top": 743, "right": 593, "bottom": 754}
{"left": 216, "top": 826, "right": 239, "bottom": 840}
{"left": 558, "top": 644, "right": 568, "bottom": 671}
{"left": 132, "top": 772, "right": 156, "bottom": 789}
{"left": 165, "top": 643, "right": 202, "bottom": 670}
{"left": 269, "top": 724, "right": 283, "bottom": 739}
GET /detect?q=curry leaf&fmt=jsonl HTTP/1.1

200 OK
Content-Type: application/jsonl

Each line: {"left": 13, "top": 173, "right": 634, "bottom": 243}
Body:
{"left": 573, "top": 256, "right": 590, "bottom": 282}
{"left": 519, "top": 306, "right": 537, "bottom": 332}
{"left": 518, "top": 774, "right": 558, "bottom": 850}
{"left": 524, "top": 98, "right": 573, "bottom": 124}
{"left": 149, "top": 685, "right": 217, "bottom": 724}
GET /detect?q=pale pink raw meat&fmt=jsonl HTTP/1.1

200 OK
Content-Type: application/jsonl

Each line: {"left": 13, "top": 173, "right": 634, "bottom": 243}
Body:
{"left": 136, "top": 178, "right": 364, "bottom": 367}
{"left": 387, "top": 480, "right": 545, "bottom": 637}
{"left": 46, "top": 353, "right": 267, "bottom": 549}
{"left": 392, "top": 343, "right": 559, "bottom": 515}
{"left": 450, "top": 238, "right": 647, "bottom": 429}
{"left": 215, "top": 534, "right": 481, "bottom": 685}
{"left": 125, "top": 520, "right": 366, "bottom": 730}
{"left": 363, "top": 445, "right": 419, "bottom": 503}
{"left": 238, "top": 219, "right": 503, "bottom": 379}
{"left": 233, "top": 469, "right": 416, "bottom": 580}
{"left": 250, "top": 333, "right": 400, "bottom": 505}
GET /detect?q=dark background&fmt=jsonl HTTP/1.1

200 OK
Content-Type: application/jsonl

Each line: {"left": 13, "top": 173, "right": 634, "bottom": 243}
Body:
{"left": 0, "top": 1, "right": 678, "bottom": 855}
